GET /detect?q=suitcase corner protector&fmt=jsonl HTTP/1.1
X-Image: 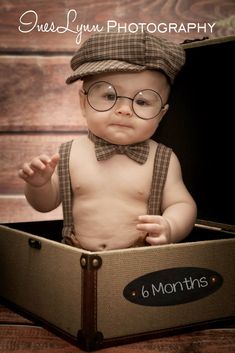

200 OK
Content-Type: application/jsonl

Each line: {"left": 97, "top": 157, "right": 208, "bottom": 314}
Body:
{"left": 77, "top": 329, "right": 104, "bottom": 351}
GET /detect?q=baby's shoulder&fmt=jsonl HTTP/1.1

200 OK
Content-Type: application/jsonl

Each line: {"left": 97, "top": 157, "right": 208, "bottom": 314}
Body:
{"left": 70, "top": 135, "right": 95, "bottom": 163}
{"left": 149, "top": 139, "right": 174, "bottom": 155}
{"left": 149, "top": 139, "right": 178, "bottom": 172}
{"left": 148, "top": 138, "right": 170, "bottom": 155}
{"left": 69, "top": 135, "right": 90, "bottom": 151}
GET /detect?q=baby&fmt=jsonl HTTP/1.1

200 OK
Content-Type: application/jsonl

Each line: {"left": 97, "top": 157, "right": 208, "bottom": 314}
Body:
{"left": 19, "top": 31, "right": 197, "bottom": 251}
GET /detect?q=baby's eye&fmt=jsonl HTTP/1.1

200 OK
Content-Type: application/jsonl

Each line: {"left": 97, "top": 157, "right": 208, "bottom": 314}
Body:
{"left": 103, "top": 93, "right": 116, "bottom": 101}
{"left": 135, "top": 99, "right": 150, "bottom": 107}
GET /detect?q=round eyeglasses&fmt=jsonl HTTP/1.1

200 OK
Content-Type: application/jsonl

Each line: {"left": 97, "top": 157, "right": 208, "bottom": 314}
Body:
{"left": 83, "top": 81, "right": 165, "bottom": 120}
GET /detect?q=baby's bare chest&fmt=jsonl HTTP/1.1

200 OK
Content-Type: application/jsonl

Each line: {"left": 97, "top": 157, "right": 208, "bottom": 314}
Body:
{"left": 70, "top": 153, "right": 154, "bottom": 201}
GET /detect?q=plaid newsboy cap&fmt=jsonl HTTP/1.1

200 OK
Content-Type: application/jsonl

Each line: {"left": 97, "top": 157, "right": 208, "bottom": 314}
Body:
{"left": 66, "top": 31, "right": 185, "bottom": 85}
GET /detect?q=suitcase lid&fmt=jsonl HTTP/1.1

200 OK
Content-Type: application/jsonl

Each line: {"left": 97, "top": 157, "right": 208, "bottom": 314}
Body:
{"left": 155, "top": 35, "right": 235, "bottom": 231}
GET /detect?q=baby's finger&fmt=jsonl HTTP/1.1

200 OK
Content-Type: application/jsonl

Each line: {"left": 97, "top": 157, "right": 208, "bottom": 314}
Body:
{"left": 21, "top": 163, "right": 34, "bottom": 176}
{"left": 38, "top": 154, "right": 52, "bottom": 164}
{"left": 30, "top": 156, "right": 50, "bottom": 170}
{"left": 138, "top": 215, "right": 162, "bottom": 223}
{"left": 145, "top": 234, "right": 167, "bottom": 246}
{"left": 18, "top": 168, "right": 32, "bottom": 180}
{"left": 136, "top": 222, "right": 161, "bottom": 233}
{"left": 49, "top": 153, "right": 60, "bottom": 169}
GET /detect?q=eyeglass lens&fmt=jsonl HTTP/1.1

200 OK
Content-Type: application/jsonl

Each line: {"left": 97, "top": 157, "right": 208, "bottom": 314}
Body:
{"left": 86, "top": 81, "right": 163, "bottom": 120}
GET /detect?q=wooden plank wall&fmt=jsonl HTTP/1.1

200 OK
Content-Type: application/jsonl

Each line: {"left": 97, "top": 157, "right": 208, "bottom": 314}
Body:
{"left": 0, "top": 0, "right": 235, "bottom": 223}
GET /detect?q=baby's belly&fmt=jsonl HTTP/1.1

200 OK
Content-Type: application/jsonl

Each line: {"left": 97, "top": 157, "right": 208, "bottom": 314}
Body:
{"left": 72, "top": 197, "right": 148, "bottom": 251}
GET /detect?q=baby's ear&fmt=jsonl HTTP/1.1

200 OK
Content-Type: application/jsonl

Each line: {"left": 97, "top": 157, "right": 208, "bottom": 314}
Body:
{"left": 162, "top": 103, "right": 169, "bottom": 111}
{"left": 158, "top": 103, "right": 169, "bottom": 122}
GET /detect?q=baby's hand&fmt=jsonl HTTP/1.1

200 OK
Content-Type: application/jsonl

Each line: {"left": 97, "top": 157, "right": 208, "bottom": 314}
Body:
{"left": 18, "top": 154, "right": 60, "bottom": 187}
{"left": 136, "top": 215, "right": 171, "bottom": 245}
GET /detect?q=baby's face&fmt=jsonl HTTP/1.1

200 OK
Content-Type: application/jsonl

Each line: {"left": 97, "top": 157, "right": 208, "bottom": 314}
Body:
{"left": 80, "top": 70, "right": 170, "bottom": 145}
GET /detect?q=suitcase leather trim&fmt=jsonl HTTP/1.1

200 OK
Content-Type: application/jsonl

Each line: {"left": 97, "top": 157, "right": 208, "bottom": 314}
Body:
{"left": 77, "top": 254, "right": 104, "bottom": 351}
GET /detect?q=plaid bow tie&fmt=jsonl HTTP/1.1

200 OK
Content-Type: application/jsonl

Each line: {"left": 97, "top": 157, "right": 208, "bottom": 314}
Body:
{"left": 88, "top": 131, "right": 149, "bottom": 165}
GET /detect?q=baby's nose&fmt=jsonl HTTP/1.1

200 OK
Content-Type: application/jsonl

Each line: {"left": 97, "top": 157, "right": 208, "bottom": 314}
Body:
{"left": 115, "top": 97, "right": 133, "bottom": 117}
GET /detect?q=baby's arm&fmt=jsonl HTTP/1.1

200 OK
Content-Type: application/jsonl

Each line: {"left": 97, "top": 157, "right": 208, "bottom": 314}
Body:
{"left": 18, "top": 154, "right": 61, "bottom": 212}
{"left": 137, "top": 152, "right": 197, "bottom": 245}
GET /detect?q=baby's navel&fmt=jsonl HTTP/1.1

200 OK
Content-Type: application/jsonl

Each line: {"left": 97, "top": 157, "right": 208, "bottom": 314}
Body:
{"left": 100, "top": 244, "right": 107, "bottom": 250}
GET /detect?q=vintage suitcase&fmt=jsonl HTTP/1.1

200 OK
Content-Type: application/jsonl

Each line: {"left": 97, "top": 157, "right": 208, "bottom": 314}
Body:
{"left": 0, "top": 36, "right": 235, "bottom": 351}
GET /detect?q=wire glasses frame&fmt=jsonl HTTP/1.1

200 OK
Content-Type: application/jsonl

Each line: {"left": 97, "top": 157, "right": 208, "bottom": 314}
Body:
{"left": 82, "top": 81, "right": 166, "bottom": 120}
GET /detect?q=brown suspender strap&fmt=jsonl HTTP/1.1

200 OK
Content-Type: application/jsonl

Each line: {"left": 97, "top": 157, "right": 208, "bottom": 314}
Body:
{"left": 147, "top": 143, "right": 172, "bottom": 215}
{"left": 58, "top": 140, "right": 74, "bottom": 240}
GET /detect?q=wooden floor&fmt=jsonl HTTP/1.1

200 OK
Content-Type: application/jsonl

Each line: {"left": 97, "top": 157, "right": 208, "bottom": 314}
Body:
{"left": 1, "top": 299, "right": 235, "bottom": 353}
